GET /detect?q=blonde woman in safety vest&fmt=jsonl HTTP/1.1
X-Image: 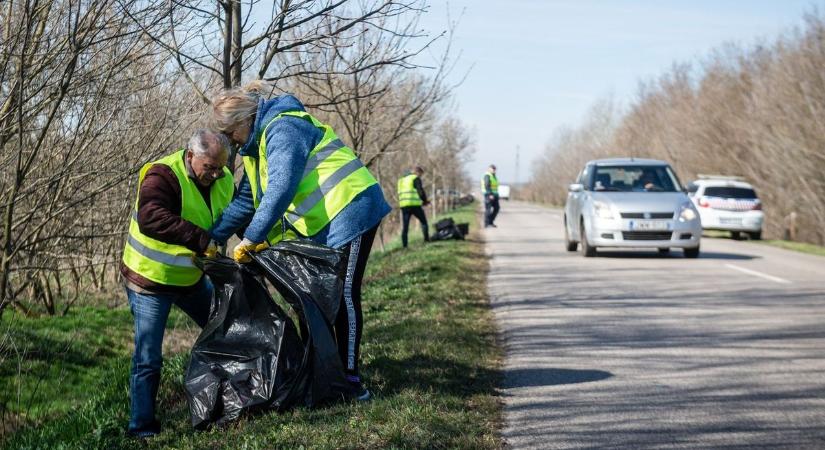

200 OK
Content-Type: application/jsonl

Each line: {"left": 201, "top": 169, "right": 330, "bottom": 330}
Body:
{"left": 208, "top": 82, "right": 390, "bottom": 402}
{"left": 397, "top": 166, "right": 430, "bottom": 248}
{"left": 120, "top": 130, "right": 233, "bottom": 438}
{"left": 482, "top": 164, "right": 500, "bottom": 227}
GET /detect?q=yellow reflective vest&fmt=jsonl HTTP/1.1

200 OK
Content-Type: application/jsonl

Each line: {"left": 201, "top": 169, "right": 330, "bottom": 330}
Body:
{"left": 242, "top": 111, "right": 378, "bottom": 245}
{"left": 122, "top": 150, "right": 233, "bottom": 286}
{"left": 397, "top": 174, "right": 422, "bottom": 207}
{"left": 481, "top": 171, "right": 499, "bottom": 195}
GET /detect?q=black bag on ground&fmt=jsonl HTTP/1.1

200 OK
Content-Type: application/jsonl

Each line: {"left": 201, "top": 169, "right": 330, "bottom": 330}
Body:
{"left": 431, "top": 216, "right": 466, "bottom": 241}
{"left": 434, "top": 217, "right": 455, "bottom": 231}
{"left": 184, "top": 241, "right": 352, "bottom": 429}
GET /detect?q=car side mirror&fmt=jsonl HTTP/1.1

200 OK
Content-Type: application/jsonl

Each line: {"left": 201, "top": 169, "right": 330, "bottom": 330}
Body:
{"left": 568, "top": 183, "right": 583, "bottom": 192}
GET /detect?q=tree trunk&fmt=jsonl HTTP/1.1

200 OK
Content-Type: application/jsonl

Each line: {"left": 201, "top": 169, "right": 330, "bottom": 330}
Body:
{"left": 231, "top": 0, "right": 242, "bottom": 87}
{"left": 222, "top": 2, "right": 233, "bottom": 89}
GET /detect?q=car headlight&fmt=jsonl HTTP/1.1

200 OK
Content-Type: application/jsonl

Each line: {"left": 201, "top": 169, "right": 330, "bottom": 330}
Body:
{"left": 679, "top": 202, "right": 697, "bottom": 222}
{"left": 593, "top": 201, "right": 615, "bottom": 220}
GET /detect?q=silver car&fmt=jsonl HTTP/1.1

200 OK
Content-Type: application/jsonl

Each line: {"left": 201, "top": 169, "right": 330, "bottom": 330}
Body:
{"left": 563, "top": 158, "right": 702, "bottom": 258}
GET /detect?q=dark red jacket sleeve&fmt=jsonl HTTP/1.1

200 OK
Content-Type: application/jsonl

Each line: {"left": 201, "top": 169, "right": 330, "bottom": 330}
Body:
{"left": 136, "top": 165, "right": 210, "bottom": 254}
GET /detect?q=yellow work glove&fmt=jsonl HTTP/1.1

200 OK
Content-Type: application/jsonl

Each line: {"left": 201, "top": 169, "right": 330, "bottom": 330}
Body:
{"left": 233, "top": 238, "right": 269, "bottom": 263}
{"left": 203, "top": 240, "right": 219, "bottom": 258}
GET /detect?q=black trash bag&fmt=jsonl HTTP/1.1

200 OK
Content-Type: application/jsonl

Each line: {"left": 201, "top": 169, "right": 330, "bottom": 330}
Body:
{"left": 250, "top": 240, "right": 353, "bottom": 407}
{"left": 184, "top": 241, "right": 352, "bottom": 429}
{"left": 434, "top": 217, "right": 455, "bottom": 231}
{"left": 432, "top": 217, "right": 465, "bottom": 241}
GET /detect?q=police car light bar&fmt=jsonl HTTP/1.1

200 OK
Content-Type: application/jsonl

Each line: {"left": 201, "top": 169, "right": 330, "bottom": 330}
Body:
{"left": 697, "top": 174, "right": 746, "bottom": 181}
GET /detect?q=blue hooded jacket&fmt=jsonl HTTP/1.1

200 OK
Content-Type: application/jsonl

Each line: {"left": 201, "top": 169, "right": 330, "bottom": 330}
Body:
{"left": 209, "top": 95, "right": 391, "bottom": 249}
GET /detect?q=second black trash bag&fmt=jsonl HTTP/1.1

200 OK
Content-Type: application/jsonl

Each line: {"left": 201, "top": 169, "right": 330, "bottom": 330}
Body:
{"left": 184, "top": 241, "right": 353, "bottom": 429}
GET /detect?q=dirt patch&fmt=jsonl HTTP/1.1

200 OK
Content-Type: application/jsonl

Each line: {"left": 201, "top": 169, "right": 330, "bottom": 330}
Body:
{"left": 163, "top": 327, "right": 200, "bottom": 355}
{"left": 123, "top": 326, "right": 200, "bottom": 356}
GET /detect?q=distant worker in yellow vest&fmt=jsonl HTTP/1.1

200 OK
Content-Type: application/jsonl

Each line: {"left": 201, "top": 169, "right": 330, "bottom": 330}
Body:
{"left": 482, "top": 164, "right": 500, "bottom": 228}
{"left": 120, "top": 129, "right": 233, "bottom": 438}
{"left": 208, "top": 82, "right": 390, "bottom": 401}
{"left": 397, "top": 166, "right": 430, "bottom": 248}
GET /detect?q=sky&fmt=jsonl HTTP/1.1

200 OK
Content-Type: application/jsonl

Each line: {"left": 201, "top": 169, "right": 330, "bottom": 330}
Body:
{"left": 416, "top": 0, "right": 819, "bottom": 184}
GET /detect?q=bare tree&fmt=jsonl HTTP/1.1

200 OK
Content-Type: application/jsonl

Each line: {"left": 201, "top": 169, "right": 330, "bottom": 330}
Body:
{"left": 0, "top": 0, "right": 197, "bottom": 316}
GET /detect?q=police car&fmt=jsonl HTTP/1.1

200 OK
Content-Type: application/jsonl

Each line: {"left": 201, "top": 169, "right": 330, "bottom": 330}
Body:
{"left": 687, "top": 175, "right": 764, "bottom": 240}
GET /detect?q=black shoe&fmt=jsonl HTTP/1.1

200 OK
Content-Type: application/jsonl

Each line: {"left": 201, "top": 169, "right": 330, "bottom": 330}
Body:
{"left": 126, "top": 420, "right": 160, "bottom": 439}
{"left": 347, "top": 376, "right": 372, "bottom": 402}
{"left": 490, "top": 224, "right": 497, "bottom": 228}
{"left": 353, "top": 384, "right": 372, "bottom": 402}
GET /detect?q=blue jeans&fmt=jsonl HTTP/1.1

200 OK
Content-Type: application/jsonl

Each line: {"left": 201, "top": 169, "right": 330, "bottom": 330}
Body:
{"left": 126, "top": 277, "right": 213, "bottom": 436}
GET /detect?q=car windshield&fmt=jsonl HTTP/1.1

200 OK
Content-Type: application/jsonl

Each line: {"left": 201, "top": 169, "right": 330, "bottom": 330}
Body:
{"left": 589, "top": 165, "right": 681, "bottom": 192}
{"left": 703, "top": 186, "right": 757, "bottom": 199}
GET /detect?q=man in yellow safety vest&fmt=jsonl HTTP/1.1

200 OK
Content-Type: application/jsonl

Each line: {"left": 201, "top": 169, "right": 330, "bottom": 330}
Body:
{"left": 120, "top": 129, "right": 233, "bottom": 438}
{"left": 397, "top": 166, "right": 430, "bottom": 248}
{"left": 482, "top": 164, "right": 500, "bottom": 227}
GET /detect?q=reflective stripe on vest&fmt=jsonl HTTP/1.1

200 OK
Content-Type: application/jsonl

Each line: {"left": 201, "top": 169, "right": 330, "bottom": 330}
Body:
{"left": 482, "top": 172, "right": 499, "bottom": 195}
{"left": 397, "top": 174, "right": 422, "bottom": 207}
{"left": 244, "top": 110, "right": 378, "bottom": 245}
{"left": 122, "top": 150, "right": 233, "bottom": 286}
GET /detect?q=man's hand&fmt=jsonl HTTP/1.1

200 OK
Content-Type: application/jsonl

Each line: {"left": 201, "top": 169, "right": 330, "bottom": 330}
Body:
{"left": 203, "top": 240, "right": 219, "bottom": 258}
{"left": 233, "top": 238, "right": 269, "bottom": 263}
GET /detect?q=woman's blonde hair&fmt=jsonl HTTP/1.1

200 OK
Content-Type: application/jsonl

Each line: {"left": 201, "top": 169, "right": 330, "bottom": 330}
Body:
{"left": 209, "top": 80, "right": 274, "bottom": 132}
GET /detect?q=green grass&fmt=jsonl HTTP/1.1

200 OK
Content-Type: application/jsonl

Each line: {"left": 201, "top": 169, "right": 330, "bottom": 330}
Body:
{"left": 758, "top": 239, "right": 825, "bottom": 257}
{"left": 702, "top": 230, "right": 825, "bottom": 257}
{"left": 2, "top": 205, "right": 501, "bottom": 449}
{"left": 0, "top": 306, "right": 200, "bottom": 433}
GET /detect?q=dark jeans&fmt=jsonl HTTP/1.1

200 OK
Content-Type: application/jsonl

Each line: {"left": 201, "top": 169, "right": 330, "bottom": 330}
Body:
{"left": 401, "top": 206, "right": 429, "bottom": 248}
{"left": 334, "top": 225, "right": 378, "bottom": 381}
{"left": 126, "top": 277, "right": 212, "bottom": 437}
{"left": 485, "top": 195, "right": 500, "bottom": 226}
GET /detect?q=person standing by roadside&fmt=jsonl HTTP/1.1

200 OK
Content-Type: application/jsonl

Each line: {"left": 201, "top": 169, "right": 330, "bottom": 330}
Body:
{"left": 120, "top": 130, "right": 233, "bottom": 438}
{"left": 482, "top": 164, "right": 500, "bottom": 228}
{"left": 207, "top": 82, "right": 391, "bottom": 401}
{"left": 397, "top": 166, "right": 430, "bottom": 248}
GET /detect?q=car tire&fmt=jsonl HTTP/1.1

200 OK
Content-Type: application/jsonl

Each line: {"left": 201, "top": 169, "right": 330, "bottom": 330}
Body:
{"left": 658, "top": 248, "right": 670, "bottom": 256}
{"left": 749, "top": 231, "right": 762, "bottom": 240}
{"left": 683, "top": 246, "right": 700, "bottom": 258}
{"left": 564, "top": 216, "right": 578, "bottom": 251}
{"left": 580, "top": 221, "right": 596, "bottom": 257}
{"left": 731, "top": 231, "right": 742, "bottom": 240}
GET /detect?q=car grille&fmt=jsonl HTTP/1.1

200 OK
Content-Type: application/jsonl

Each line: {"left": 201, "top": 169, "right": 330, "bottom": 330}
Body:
{"left": 622, "top": 231, "right": 673, "bottom": 241}
{"left": 620, "top": 212, "right": 674, "bottom": 219}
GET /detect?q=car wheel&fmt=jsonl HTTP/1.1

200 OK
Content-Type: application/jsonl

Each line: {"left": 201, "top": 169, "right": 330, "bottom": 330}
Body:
{"left": 731, "top": 231, "right": 742, "bottom": 240}
{"left": 580, "top": 221, "right": 596, "bottom": 257}
{"left": 564, "top": 216, "right": 578, "bottom": 251}
{"left": 684, "top": 246, "right": 700, "bottom": 258}
{"left": 658, "top": 247, "right": 670, "bottom": 256}
{"left": 749, "top": 231, "right": 762, "bottom": 240}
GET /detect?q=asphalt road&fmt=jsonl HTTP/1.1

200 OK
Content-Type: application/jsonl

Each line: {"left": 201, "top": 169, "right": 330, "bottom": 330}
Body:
{"left": 484, "top": 201, "right": 825, "bottom": 449}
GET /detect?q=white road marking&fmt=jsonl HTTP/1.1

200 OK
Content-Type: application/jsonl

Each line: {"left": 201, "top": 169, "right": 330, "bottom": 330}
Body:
{"left": 725, "top": 264, "right": 791, "bottom": 284}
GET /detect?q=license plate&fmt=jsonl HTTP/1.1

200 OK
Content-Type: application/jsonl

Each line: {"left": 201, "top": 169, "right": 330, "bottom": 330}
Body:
{"left": 720, "top": 217, "right": 742, "bottom": 225}
{"left": 629, "top": 220, "right": 670, "bottom": 231}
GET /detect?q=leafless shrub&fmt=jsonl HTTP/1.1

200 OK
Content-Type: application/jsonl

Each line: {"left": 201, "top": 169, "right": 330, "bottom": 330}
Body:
{"left": 0, "top": 1, "right": 473, "bottom": 316}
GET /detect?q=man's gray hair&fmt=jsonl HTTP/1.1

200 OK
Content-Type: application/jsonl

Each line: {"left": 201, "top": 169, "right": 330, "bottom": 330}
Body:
{"left": 188, "top": 128, "right": 229, "bottom": 156}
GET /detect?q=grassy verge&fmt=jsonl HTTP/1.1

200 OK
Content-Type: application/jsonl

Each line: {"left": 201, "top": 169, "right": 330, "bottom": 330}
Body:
{"left": 702, "top": 230, "right": 825, "bottom": 257}
{"left": 3, "top": 205, "right": 501, "bottom": 449}
{"left": 753, "top": 239, "right": 825, "bottom": 257}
